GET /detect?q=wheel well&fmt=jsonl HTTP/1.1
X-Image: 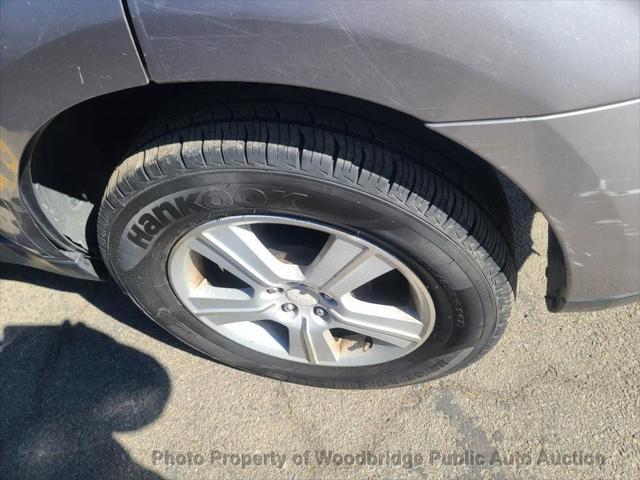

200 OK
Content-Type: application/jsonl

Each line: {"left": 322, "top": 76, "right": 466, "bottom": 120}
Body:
{"left": 24, "top": 82, "right": 529, "bottom": 263}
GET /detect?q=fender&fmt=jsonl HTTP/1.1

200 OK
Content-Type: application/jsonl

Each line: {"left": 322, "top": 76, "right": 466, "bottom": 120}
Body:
{"left": 128, "top": 0, "right": 638, "bottom": 122}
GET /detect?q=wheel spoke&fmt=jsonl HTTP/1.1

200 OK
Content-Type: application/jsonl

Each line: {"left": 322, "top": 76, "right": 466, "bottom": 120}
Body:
{"left": 200, "top": 307, "right": 275, "bottom": 325}
{"left": 288, "top": 318, "right": 338, "bottom": 364}
{"left": 188, "top": 284, "right": 276, "bottom": 325}
{"left": 304, "top": 236, "right": 364, "bottom": 287}
{"left": 310, "top": 245, "right": 394, "bottom": 298}
{"left": 197, "top": 301, "right": 277, "bottom": 325}
{"left": 188, "top": 224, "right": 304, "bottom": 288}
{"left": 330, "top": 295, "right": 424, "bottom": 347}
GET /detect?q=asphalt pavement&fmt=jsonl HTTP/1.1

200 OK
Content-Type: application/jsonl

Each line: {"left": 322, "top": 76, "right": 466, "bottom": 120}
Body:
{"left": 1, "top": 211, "right": 638, "bottom": 480}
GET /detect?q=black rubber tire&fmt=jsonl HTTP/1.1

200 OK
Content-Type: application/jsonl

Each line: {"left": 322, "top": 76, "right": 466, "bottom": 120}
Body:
{"left": 97, "top": 97, "right": 516, "bottom": 388}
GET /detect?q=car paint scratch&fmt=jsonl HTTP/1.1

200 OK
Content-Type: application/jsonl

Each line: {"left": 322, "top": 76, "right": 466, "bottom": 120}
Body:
{"left": 76, "top": 65, "right": 84, "bottom": 85}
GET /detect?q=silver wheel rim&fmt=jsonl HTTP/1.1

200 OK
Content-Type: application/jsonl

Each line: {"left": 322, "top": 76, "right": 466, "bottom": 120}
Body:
{"left": 168, "top": 215, "right": 436, "bottom": 367}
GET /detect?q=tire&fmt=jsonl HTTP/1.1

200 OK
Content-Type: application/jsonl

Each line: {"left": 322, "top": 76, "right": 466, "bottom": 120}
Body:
{"left": 97, "top": 96, "right": 516, "bottom": 388}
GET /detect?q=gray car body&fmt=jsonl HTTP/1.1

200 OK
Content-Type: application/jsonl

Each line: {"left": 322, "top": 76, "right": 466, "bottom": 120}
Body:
{"left": 0, "top": 0, "right": 638, "bottom": 311}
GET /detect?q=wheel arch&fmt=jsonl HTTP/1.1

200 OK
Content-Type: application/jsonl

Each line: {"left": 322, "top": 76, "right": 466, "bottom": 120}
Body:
{"left": 21, "top": 81, "right": 549, "bottom": 300}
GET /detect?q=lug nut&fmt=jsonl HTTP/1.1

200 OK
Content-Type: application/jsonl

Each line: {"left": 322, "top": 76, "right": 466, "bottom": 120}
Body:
{"left": 313, "top": 306, "right": 327, "bottom": 317}
{"left": 267, "top": 287, "right": 282, "bottom": 294}
{"left": 282, "top": 303, "right": 297, "bottom": 312}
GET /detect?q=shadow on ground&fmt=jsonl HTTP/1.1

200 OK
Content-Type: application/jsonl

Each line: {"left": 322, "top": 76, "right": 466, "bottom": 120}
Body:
{"left": 0, "top": 321, "right": 169, "bottom": 479}
{"left": 0, "top": 264, "right": 205, "bottom": 359}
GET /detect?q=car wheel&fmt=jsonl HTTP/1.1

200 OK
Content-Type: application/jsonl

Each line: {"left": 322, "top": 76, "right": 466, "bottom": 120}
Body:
{"left": 97, "top": 99, "right": 515, "bottom": 388}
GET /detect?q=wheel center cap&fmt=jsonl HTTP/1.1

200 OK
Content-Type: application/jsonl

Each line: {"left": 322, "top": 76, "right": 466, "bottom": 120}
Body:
{"left": 285, "top": 286, "right": 318, "bottom": 306}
